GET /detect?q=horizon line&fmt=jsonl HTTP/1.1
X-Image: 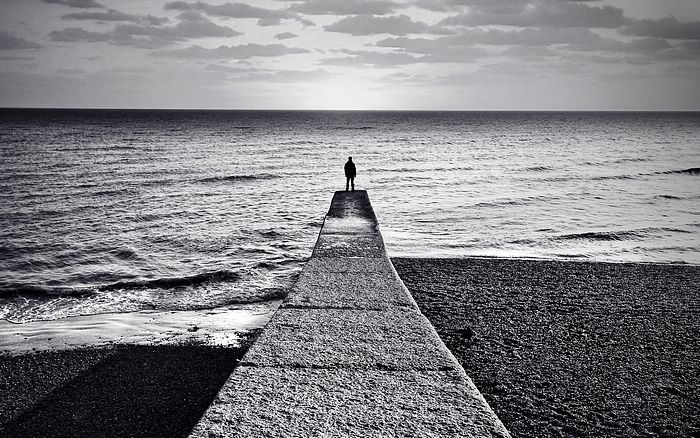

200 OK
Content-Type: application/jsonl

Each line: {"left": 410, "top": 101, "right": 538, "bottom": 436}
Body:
{"left": 2, "top": 106, "right": 699, "bottom": 113}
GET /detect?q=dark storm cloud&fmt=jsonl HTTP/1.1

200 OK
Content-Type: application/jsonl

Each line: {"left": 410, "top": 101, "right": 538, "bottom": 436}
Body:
{"left": 164, "top": 1, "right": 310, "bottom": 26}
{"left": 439, "top": 1, "right": 629, "bottom": 29}
{"left": 324, "top": 14, "right": 449, "bottom": 36}
{"left": 62, "top": 9, "right": 170, "bottom": 25}
{"left": 152, "top": 43, "right": 309, "bottom": 59}
{"left": 274, "top": 32, "right": 297, "bottom": 40}
{"left": 287, "top": 0, "right": 399, "bottom": 16}
{"left": 0, "top": 31, "right": 41, "bottom": 50}
{"left": 50, "top": 12, "right": 241, "bottom": 48}
{"left": 43, "top": 0, "right": 102, "bottom": 8}
{"left": 623, "top": 16, "right": 700, "bottom": 40}
{"left": 319, "top": 49, "right": 420, "bottom": 67}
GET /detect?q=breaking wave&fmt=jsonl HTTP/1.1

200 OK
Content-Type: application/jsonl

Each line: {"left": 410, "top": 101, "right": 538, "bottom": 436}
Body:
{"left": 1, "top": 269, "right": 242, "bottom": 297}
{"left": 99, "top": 270, "right": 242, "bottom": 291}
{"left": 197, "top": 174, "right": 279, "bottom": 183}
{"left": 656, "top": 167, "right": 700, "bottom": 176}
{"left": 555, "top": 227, "right": 691, "bottom": 242}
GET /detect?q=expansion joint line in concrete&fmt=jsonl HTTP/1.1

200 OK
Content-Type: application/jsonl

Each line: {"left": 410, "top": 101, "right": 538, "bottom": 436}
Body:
{"left": 189, "top": 190, "right": 511, "bottom": 438}
{"left": 238, "top": 363, "right": 457, "bottom": 372}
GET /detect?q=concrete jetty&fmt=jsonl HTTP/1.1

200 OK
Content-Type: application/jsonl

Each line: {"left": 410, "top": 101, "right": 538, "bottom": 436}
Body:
{"left": 190, "top": 190, "right": 510, "bottom": 437}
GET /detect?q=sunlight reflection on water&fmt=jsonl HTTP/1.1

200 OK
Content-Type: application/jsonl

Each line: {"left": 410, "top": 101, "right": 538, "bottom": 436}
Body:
{"left": 1, "top": 110, "right": 698, "bottom": 324}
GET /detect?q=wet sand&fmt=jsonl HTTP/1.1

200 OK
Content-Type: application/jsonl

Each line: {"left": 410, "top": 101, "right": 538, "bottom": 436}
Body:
{"left": 0, "top": 334, "right": 259, "bottom": 438}
{"left": 393, "top": 257, "right": 700, "bottom": 438}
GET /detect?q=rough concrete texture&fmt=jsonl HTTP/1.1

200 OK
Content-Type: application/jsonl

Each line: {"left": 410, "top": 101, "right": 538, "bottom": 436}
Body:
{"left": 313, "top": 234, "right": 386, "bottom": 258}
{"left": 192, "top": 367, "right": 509, "bottom": 438}
{"left": 190, "top": 190, "right": 510, "bottom": 438}
{"left": 301, "top": 256, "right": 395, "bottom": 274}
{"left": 241, "top": 309, "right": 454, "bottom": 370}
{"left": 286, "top": 271, "right": 417, "bottom": 310}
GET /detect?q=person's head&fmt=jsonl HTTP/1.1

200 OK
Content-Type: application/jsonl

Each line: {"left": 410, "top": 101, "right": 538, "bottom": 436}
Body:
{"left": 348, "top": 156, "right": 353, "bottom": 161}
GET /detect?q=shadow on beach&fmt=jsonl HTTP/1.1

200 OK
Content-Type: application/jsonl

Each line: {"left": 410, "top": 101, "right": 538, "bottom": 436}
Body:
{"left": 0, "top": 338, "right": 257, "bottom": 438}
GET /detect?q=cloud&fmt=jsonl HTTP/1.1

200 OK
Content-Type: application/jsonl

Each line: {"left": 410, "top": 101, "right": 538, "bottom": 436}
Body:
{"left": 440, "top": 1, "right": 629, "bottom": 29}
{"left": 665, "top": 64, "right": 700, "bottom": 78}
{"left": 152, "top": 43, "right": 309, "bottom": 59}
{"left": 50, "top": 27, "right": 111, "bottom": 43}
{"left": 681, "top": 40, "right": 700, "bottom": 55}
{"left": 164, "top": 1, "right": 310, "bottom": 26}
{"left": 377, "top": 27, "right": 680, "bottom": 64}
{"left": 124, "top": 11, "right": 239, "bottom": 38}
{"left": 623, "top": 16, "right": 700, "bottom": 40}
{"left": 0, "top": 32, "right": 42, "bottom": 50}
{"left": 50, "top": 12, "right": 242, "bottom": 48}
{"left": 235, "top": 68, "right": 338, "bottom": 83}
{"left": 319, "top": 49, "right": 420, "bottom": 67}
{"left": 56, "top": 67, "right": 86, "bottom": 75}
{"left": 0, "top": 55, "right": 36, "bottom": 61}
{"left": 499, "top": 45, "right": 559, "bottom": 58}
{"left": 564, "top": 37, "right": 673, "bottom": 54}
{"left": 43, "top": 0, "right": 102, "bottom": 8}
{"left": 376, "top": 28, "right": 604, "bottom": 55}
{"left": 636, "top": 39, "right": 700, "bottom": 62}
{"left": 274, "top": 32, "right": 297, "bottom": 40}
{"left": 324, "top": 14, "right": 448, "bottom": 36}
{"left": 410, "top": 0, "right": 460, "bottom": 13}
{"left": 417, "top": 45, "right": 490, "bottom": 63}
{"left": 62, "top": 9, "right": 170, "bottom": 25}
{"left": 493, "top": 27, "right": 603, "bottom": 46}
{"left": 205, "top": 63, "right": 251, "bottom": 73}
{"left": 288, "top": 0, "right": 399, "bottom": 16}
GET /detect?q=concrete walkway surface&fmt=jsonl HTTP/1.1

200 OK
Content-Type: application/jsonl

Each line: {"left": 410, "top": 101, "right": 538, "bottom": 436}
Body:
{"left": 189, "top": 190, "right": 510, "bottom": 438}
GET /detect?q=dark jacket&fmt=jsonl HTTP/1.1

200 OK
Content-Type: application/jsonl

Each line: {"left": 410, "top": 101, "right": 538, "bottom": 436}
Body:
{"left": 344, "top": 160, "right": 356, "bottom": 178}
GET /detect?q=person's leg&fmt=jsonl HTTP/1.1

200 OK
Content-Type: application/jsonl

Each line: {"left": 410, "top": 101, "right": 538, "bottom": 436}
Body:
{"left": 346, "top": 177, "right": 349, "bottom": 191}
{"left": 351, "top": 177, "right": 355, "bottom": 191}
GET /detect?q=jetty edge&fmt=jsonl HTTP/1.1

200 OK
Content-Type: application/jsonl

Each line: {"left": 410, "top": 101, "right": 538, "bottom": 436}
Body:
{"left": 189, "top": 190, "right": 510, "bottom": 437}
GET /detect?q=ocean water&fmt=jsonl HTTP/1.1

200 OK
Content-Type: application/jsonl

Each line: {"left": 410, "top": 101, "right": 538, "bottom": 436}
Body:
{"left": 1, "top": 109, "right": 698, "bottom": 324}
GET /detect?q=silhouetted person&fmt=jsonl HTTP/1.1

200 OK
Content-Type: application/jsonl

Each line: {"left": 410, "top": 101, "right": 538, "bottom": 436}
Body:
{"left": 344, "top": 156, "right": 356, "bottom": 191}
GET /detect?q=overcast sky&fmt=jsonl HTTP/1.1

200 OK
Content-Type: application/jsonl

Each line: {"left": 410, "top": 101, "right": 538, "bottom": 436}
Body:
{"left": 1, "top": 0, "right": 699, "bottom": 109}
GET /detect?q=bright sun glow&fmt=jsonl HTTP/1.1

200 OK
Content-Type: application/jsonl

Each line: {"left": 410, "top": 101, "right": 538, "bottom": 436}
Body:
{"left": 304, "top": 76, "right": 387, "bottom": 110}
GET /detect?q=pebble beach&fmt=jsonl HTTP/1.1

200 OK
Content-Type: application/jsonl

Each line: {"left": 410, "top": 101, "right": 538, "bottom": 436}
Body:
{"left": 3, "top": 257, "right": 697, "bottom": 437}
{"left": 393, "top": 257, "right": 699, "bottom": 437}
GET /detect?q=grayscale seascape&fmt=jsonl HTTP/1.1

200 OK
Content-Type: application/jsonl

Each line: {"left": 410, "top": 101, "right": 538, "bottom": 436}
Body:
{"left": 2, "top": 0, "right": 700, "bottom": 435}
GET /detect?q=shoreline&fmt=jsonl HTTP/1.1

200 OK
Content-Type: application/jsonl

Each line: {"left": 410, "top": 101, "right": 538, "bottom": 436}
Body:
{"left": 387, "top": 251, "right": 700, "bottom": 267}
{"left": 2, "top": 256, "right": 698, "bottom": 436}
{"left": 393, "top": 257, "right": 699, "bottom": 437}
{"left": 0, "top": 302, "right": 279, "bottom": 355}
